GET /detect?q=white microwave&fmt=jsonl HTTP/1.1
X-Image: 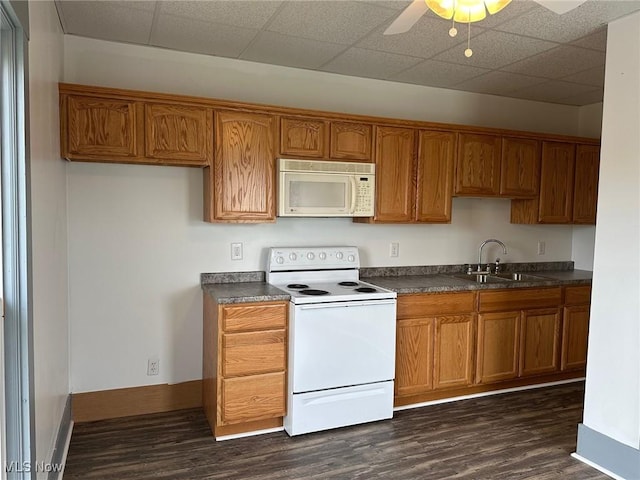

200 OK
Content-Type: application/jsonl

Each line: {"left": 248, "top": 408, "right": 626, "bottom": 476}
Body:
{"left": 278, "top": 159, "right": 375, "bottom": 217}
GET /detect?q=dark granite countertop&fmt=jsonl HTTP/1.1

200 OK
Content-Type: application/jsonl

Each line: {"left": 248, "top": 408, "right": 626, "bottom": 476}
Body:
{"left": 201, "top": 263, "right": 592, "bottom": 303}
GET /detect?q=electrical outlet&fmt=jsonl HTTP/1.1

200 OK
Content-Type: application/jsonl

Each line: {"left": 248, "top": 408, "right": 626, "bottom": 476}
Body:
{"left": 537, "top": 241, "right": 546, "bottom": 255}
{"left": 147, "top": 358, "right": 159, "bottom": 376}
{"left": 390, "top": 242, "right": 399, "bottom": 257}
{"left": 231, "top": 242, "right": 243, "bottom": 260}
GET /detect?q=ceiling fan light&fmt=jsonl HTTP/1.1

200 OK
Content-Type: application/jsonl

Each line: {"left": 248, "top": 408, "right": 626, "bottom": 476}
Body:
{"left": 453, "top": 4, "right": 486, "bottom": 23}
{"left": 484, "top": 0, "right": 512, "bottom": 15}
{"left": 425, "top": 0, "right": 454, "bottom": 20}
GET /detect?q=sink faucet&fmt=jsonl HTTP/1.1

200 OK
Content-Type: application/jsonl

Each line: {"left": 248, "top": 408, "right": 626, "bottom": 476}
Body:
{"left": 477, "top": 239, "right": 508, "bottom": 273}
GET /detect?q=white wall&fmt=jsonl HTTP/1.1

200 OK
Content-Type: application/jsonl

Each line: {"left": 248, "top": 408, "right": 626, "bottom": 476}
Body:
{"left": 583, "top": 11, "right": 640, "bottom": 449}
{"left": 28, "top": 0, "right": 67, "bottom": 474}
{"left": 65, "top": 37, "right": 583, "bottom": 393}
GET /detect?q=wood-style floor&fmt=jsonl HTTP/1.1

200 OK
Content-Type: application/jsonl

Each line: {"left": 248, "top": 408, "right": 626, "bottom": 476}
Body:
{"left": 64, "top": 382, "right": 607, "bottom": 480}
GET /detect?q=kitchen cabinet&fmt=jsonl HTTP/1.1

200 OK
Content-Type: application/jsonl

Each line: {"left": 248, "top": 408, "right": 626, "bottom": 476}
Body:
{"left": 416, "top": 130, "right": 456, "bottom": 222}
{"left": 538, "top": 142, "right": 576, "bottom": 223}
{"left": 477, "top": 287, "right": 562, "bottom": 384}
{"left": 279, "top": 117, "right": 327, "bottom": 158}
{"left": 144, "top": 102, "right": 212, "bottom": 166}
{"left": 500, "top": 137, "right": 540, "bottom": 198}
{"left": 62, "top": 94, "right": 141, "bottom": 162}
{"left": 203, "top": 298, "right": 287, "bottom": 437}
{"left": 372, "top": 126, "right": 416, "bottom": 222}
{"left": 205, "top": 110, "right": 276, "bottom": 222}
{"left": 562, "top": 286, "right": 591, "bottom": 371}
{"left": 329, "top": 122, "right": 373, "bottom": 161}
{"left": 395, "top": 292, "right": 476, "bottom": 403}
{"left": 454, "top": 133, "right": 502, "bottom": 196}
{"left": 572, "top": 145, "right": 600, "bottom": 224}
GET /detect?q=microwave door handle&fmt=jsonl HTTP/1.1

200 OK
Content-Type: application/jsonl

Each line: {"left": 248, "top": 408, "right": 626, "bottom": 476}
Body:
{"left": 349, "top": 176, "right": 357, "bottom": 214}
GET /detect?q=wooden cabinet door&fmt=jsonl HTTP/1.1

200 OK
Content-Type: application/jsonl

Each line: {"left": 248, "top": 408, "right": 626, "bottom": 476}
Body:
{"left": 538, "top": 141, "right": 575, "bottom": 223}
{"left": 433, "top": 314, "right": 475, "bottom": 389}
{"left": 65, "top": 95, "right": 139, "bottom": 160}
{"left": 519, "top": 308, "right": 561, "bottom": 377}
{"left": 416, "top": 130, "right": 455, "bottom": 223}
{"left": 330, "top": 122, "right": 372, "bottom": 161}
{"left": 280, "top": 117, "right": 326, "bottom": 158}
{"left": 395, "top": 318, "right": 433, "bottom": 397}
{"left": 477, "top": 311, "right": 520, "bottom": 383}
{"left": 211, "top": 110, "right": 276, "bottom": 222}
{"left": 573, "top": 144, "right": 600, "bottom": 224}
{"left": 562, "top": 305, "right": 590, "bottom": 371}
{"left": 500, "top": 137, "right": 540, "bottom": 198}
{"left": 220, "top": 372, "right": 286, "bottom": 425}
{"left": 373, "top": 126, "right": 416, "bottom": 222}
{"left": 454, "top": 133, "right": 502, "bottom": 196}
{"left": 145, "top": 103, "right": 212, "bottom": 166}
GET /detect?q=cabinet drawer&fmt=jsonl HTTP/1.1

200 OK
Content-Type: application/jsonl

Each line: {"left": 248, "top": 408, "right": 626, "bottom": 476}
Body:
{"left": 220, "top": 372, "right": 286, "bottom": 424}
{"left": 564, "top": 285, "right": 591, "bottom": 305}
{"left": 221, "top": 302, "right": 287, "bottom": 333}
{"left": 222, "top": 330, "right": 286, "bottom": 377}
{"left": 479, "top": 287, "right": 561, "bottom": 313}
{"left": 397, "top": 292, "right": 476, "bottom": 319}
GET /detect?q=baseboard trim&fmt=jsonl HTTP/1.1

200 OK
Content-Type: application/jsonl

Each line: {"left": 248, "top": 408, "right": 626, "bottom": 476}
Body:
{"left": 72, "top": 380, "right": 202, "bottom": 423}
{"left": 49, "top": 395, "right": 73, "bottom": 480}
{"left": 576, "top": 423, "right": 640, "bottom": 480}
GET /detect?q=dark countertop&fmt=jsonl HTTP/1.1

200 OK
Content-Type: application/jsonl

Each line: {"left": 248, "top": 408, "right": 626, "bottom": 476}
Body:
{"left": 201, "top": 265, "right": 592, "bottom": 304}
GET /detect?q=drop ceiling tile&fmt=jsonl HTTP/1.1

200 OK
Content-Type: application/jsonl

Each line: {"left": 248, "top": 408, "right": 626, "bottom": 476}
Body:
{"left": 361, "top": 0, "right": 412, "bottom": 11}
{"left": 56, "top": 1, "right": 155, "bottom": 44}
{"left": 392, "top": 59, "right": 490, "bottom": 87}
{"left": 322, "top": 47, "right": 423, "bottom": 80}
{"left": 150, "top": 13, "right": 258, "bottom": 58}
{"left": 510, "top": 80, "right": 596, "bottom": 103}
{"left": 471, "top": 0, "right": 541, "bottom": 28}
{"left": 157, "top": 1, "right": 282, "bottom": 29}
{"left": 357, "top": 16, "right": 471, "bottom": 59}
{"left": 454, "top": 70, "right": 546, "bottom": 95}
{"left": 556, "top": 88, "right": 604, "bottom": 106}
{"left": 267, "top": 1, "right": 397, "bottom": 44}
{"left": 570, "top": 26, "right": 607, "bottom": 51}
{"left": 560, "top": 64, "right": 605, "bottom": 87}
{"left": 433, "top": 30, "right": 557, "bottom": 69}
{"left": 240, "top": 32, "right": 346, "bottom": 70}
{"left": 501, "top": 45, "right": 605, "bottom": 79}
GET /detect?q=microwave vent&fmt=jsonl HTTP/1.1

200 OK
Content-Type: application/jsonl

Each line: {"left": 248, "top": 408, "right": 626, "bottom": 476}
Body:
{"left": 279, "top": 159, "right": 375, "bottom": 175}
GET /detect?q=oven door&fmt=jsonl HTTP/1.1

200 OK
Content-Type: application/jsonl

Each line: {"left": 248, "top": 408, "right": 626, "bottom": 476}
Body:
{"left": 289, "top": 299, "right": 396, "bottom": 393}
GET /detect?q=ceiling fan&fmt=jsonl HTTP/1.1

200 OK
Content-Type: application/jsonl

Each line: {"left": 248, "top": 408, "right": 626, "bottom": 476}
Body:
{"left": 384, "top": 0, "right": 589, "bottom": 36}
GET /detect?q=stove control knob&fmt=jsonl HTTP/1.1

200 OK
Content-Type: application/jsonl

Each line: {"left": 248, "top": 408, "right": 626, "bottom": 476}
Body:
{"left": 275, "top": 256, "right": 285, "bottom": 264}
{"left": 348, "top": 254, "right": 356, "bottom": 263}
{"left": 336, "top": 252, "right": 344, "bottom": 260}
{"left": 307, "top": 252, "right": 315, "bottom": 260}
{"left": 319, "top": 252, "right": 327, "bottom": 260}
{"left": 289, "top": 253, "right": 297, "bottom": 261}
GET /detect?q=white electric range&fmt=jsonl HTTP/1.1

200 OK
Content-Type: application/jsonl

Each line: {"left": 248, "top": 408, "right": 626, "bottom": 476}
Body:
{"left": 267, "top": 246, "right": 397, "bottom": 436}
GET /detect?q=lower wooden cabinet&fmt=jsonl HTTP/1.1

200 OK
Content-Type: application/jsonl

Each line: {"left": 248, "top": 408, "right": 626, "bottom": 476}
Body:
{"left": 519, "top": 308, "right": 561, "bottom": 377}
{"left": 433, "top": 315, "right": 475, "bottom": 389}
{"left": 476, "top": 311, "right": 520, "bottom": 383}
{"left": 203, "top": 298, "right": 287, "bottom": 437}
{"left": 561, "top": 285, "right": 591, "bottom": 371}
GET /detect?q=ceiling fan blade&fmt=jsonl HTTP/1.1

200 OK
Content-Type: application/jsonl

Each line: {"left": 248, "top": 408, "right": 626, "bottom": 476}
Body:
{"left": 533, "top": 0, "right": 588, "bottom": 14}
{"left": 384, "top": 0, "right": 429, "bottom": 35}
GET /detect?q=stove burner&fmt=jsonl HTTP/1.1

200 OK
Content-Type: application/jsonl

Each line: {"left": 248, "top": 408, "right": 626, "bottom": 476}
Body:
{"left": 300, "top": 289, "right": 330, "bottom": 296}
{"left": 338, "top": 281, "right": 359, "bottom": 287}
{"left": 355, "top": 287, "right": 377, "bottom": 293}
{"left": 287, "top": 283, "right": 309, "bottom": 289}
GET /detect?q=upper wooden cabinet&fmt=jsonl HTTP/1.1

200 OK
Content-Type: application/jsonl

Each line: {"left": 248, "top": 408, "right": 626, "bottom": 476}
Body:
{"left": 500, "top": 137, "right": 540, "bottom": 197}
{"left": 455, "top": 133, "right": 502, "bottom": 196}
{"left": 372, "top": 126, "right": 416, "bottom": 222}
{"left": 279, "top": 117, "right": 327, "bottom": 158}
{"left": 63, "top": 94, "right": 141, "bottom": 161}
{"left": 416, "top": 130, "right": 456, "bottom": 223}
{"left": 145, "top": 102, "right": 213, "bottom": 166}
{"left": 573, "top": 145, "right": 600, "bottom": 224}
{"left": 60, "top": 89, "right": 212, "bottom": 167}
{"left": 205, "top": 110, "right": 276, "bottom": 223}
{"left": 511, "top": 141, "right": 598, "bottom": 225}
{"left": 330, "top": 122, "right": 373, "bottom": 161}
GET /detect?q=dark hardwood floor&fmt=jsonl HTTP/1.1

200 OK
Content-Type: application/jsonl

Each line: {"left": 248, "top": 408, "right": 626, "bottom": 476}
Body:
{"left": 64, "top": 382, "right": 607, "bottom": 479}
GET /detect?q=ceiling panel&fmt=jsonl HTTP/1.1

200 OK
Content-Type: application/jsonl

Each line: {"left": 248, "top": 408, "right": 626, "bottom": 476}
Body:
{"left": 55, "top": 0, "right": 640, "bottom": 106}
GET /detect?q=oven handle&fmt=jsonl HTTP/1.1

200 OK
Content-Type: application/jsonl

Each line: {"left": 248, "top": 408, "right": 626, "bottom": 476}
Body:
{"left": 297, "top": 299, "right": 397, "bottom": 310}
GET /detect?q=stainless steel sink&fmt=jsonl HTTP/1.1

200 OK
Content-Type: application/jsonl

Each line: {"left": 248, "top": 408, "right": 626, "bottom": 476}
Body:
{"left": 493, "top": 272, "right": 550, "bottom": 282}
{"left": 451, "top": 274, "right": 513, "bottom": 284}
